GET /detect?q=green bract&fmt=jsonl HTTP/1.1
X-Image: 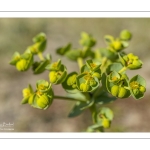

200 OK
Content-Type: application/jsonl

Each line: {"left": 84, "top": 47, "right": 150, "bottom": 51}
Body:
{"left": 32, "top": 54, "right": 51, "bottom": 74}
{"left": 46, "top": 59, "right": 67, "bottom": 84}
{"left": 79, "top": 32, "right": 96, "bottom": 47}
{"left": 62, "top": 72, "right": 79, "bottom": 93}
{"left": 97, "top": 107, "right": 114, "bottom": 129}
{"left": 129, "top": 75, "right": 146, "bottom": 100}
{"left": 76, "top": 73, "right": 99, "bottom": 92}
{"left": 27, "top": 32, "right": 47, "bottom": 54}
{"left": 119, "top": 53, "right": 143, "bottom": 70}
{"left": 106, "top": 71, "right": 130, "bottom": 98}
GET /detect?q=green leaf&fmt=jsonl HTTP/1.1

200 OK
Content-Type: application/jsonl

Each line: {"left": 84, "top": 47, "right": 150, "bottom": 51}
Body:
{"left": 65, "top": 49, "right": 81, "bottom": 61}
{"left": 32, "top": 59, "right": 50, "bottom": 74}
{"left": 99, "top": 48, "right": 117, "bottom": 61}
{"left": 56, "top": 43, "right": 71, "bottom": 55}
{"left": 80, "top": 98, "right": 95, "bottom": 110}
{"left": 32, "top": 32, "right": 46, "bottom": 43}
{"left": 68, "top": 101, "right": 85, "bottom": 117}
{"left": 94, "top": 91, "right": 117, "bottom": 105}
{"left": 79, "top": 32, "right": 96, "bottom": 47}
{"left": 9, "top": 52, "right": 21, "bottom": 65}
{"left": 104, "top": 35, "right": 114, "bottom": 44}
{"left": 21, "top": 97, "right": 29, "bottom": 104}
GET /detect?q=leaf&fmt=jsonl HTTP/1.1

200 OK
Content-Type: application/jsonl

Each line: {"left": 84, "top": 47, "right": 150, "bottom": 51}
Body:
{"left": 100, "top": 107, "right": 114, "bottom": 121}
{"left": 99, "top": 48, "right": 117, "bottom": 61}
{"left": 9, "top": 52, "right": 20, "bottom": 65}
{"left": 68, "top": 101, "right": 85, "bottom": 117}
{"left": 56, "top": 43, "right": 71, "bottom": 55}
{"left": 104, "top": 35, "right": 114, "bottom": 44}
{"left": 65, "top": 49, "right": 81, "bottom": 61}
{"left": 33, "top": 59, "right": 50, "bottom": 74}
{"left": 95, "top": 90, "right": 117, "bottom": 105}
{"left": 32, "top": 32, "right": 46, "bottom": 43}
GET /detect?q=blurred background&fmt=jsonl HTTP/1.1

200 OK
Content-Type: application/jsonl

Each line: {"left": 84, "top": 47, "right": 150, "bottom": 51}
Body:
{"left": 0, "top": 18, "right": 150, "bottom": 132}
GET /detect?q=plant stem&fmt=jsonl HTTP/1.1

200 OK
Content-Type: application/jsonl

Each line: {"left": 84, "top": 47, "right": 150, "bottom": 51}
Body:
{"left": 95, "top": 49, "right": 101, "bottom": 59}
{"left": 100, "top": 57, "right": 108, "bottom": 73}
{"left": 77, "top": 57, "right": 84, "bottom": 69}
{"left": 118, "top": 66, "right": 128, "bottom": 74}
{"left": 38, "top": 52, "right": 45, "bottom": 61}
{"left": 89, "top": 104, "right": 97, "bottom": 124}
{"left": 54, "top": 95, "right": 86, "bottom": 103}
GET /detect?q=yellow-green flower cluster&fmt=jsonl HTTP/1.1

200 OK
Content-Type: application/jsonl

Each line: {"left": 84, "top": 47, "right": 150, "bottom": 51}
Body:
{"left": 21, "top": 80, "right": 54, "bottom": 110}
{"left": 9, "top": 51, "right": 33, "bottom": 71}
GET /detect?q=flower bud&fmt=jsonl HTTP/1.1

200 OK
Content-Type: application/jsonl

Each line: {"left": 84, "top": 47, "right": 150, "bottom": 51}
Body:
{"left": 139, "top": 86, "right": 146, "bottom": 93}
{"left": 36, "top": 94, "right": 50, "bottom": 109}
{"left": 80, "top": 83, "right": 90, "bottom": 92}
{"left": 16, "top": 59, "right": 27, "bottom": 71}
{"left": 120, "top": 30, "right": 132, "bottom": 40}
{"left": 112, "top": 40, "right": 123, "bottom": 51}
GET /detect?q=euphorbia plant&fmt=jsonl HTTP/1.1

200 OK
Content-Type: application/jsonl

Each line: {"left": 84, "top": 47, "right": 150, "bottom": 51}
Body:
{"left": 10, "top": 30, "right": 146, "bottom": 132}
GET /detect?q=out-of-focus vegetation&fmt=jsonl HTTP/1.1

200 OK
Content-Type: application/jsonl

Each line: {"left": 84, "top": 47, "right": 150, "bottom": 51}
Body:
{"left": 0, "top": 18, "right": 150, "bottom": 132}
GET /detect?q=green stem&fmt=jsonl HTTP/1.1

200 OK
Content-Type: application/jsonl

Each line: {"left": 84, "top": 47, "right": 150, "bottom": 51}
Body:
{"left": 118, "top": 66, "right": 128, "bottom": 74}
{"left": 77, "top": 57, "right": 84, "bottom": 69}
{"left": 100, "top": 57, "right": 108, "bottom": 73}
{"left": 89, "top": 104, "right": 97, "bottom": 124}
{"left": 38, "top": 52, "right": 45, "bottom": 61}
{"left": 95, "top": 49, "right": 101, "bottom": 59}
{"left": 54, "top": 95, "right": 86, "bottom": 103}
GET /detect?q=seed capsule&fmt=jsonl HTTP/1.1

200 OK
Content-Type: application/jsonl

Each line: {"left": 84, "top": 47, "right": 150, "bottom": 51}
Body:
{"left": 120, "top": 30, "right": 132, "bottom": 40}
{"left": 111, "top": 85, "right": 127, "bottom": 98}
{"left": 49, "top": 71, "right": 57, "bottom": 83}
{"left": 139, "top": 86, "right": 146, "bottom": 93}
{"left": 118, "top": 87, "right": 127, "bottom": 98}
{"left": 67, "top": 74, "right": 77, "bottom": 86}
{"left": 111, "top": 85, "right": 119, "bottom": 97}
{"left": 36, "top": 95, "right": 49, "bottom": 109}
